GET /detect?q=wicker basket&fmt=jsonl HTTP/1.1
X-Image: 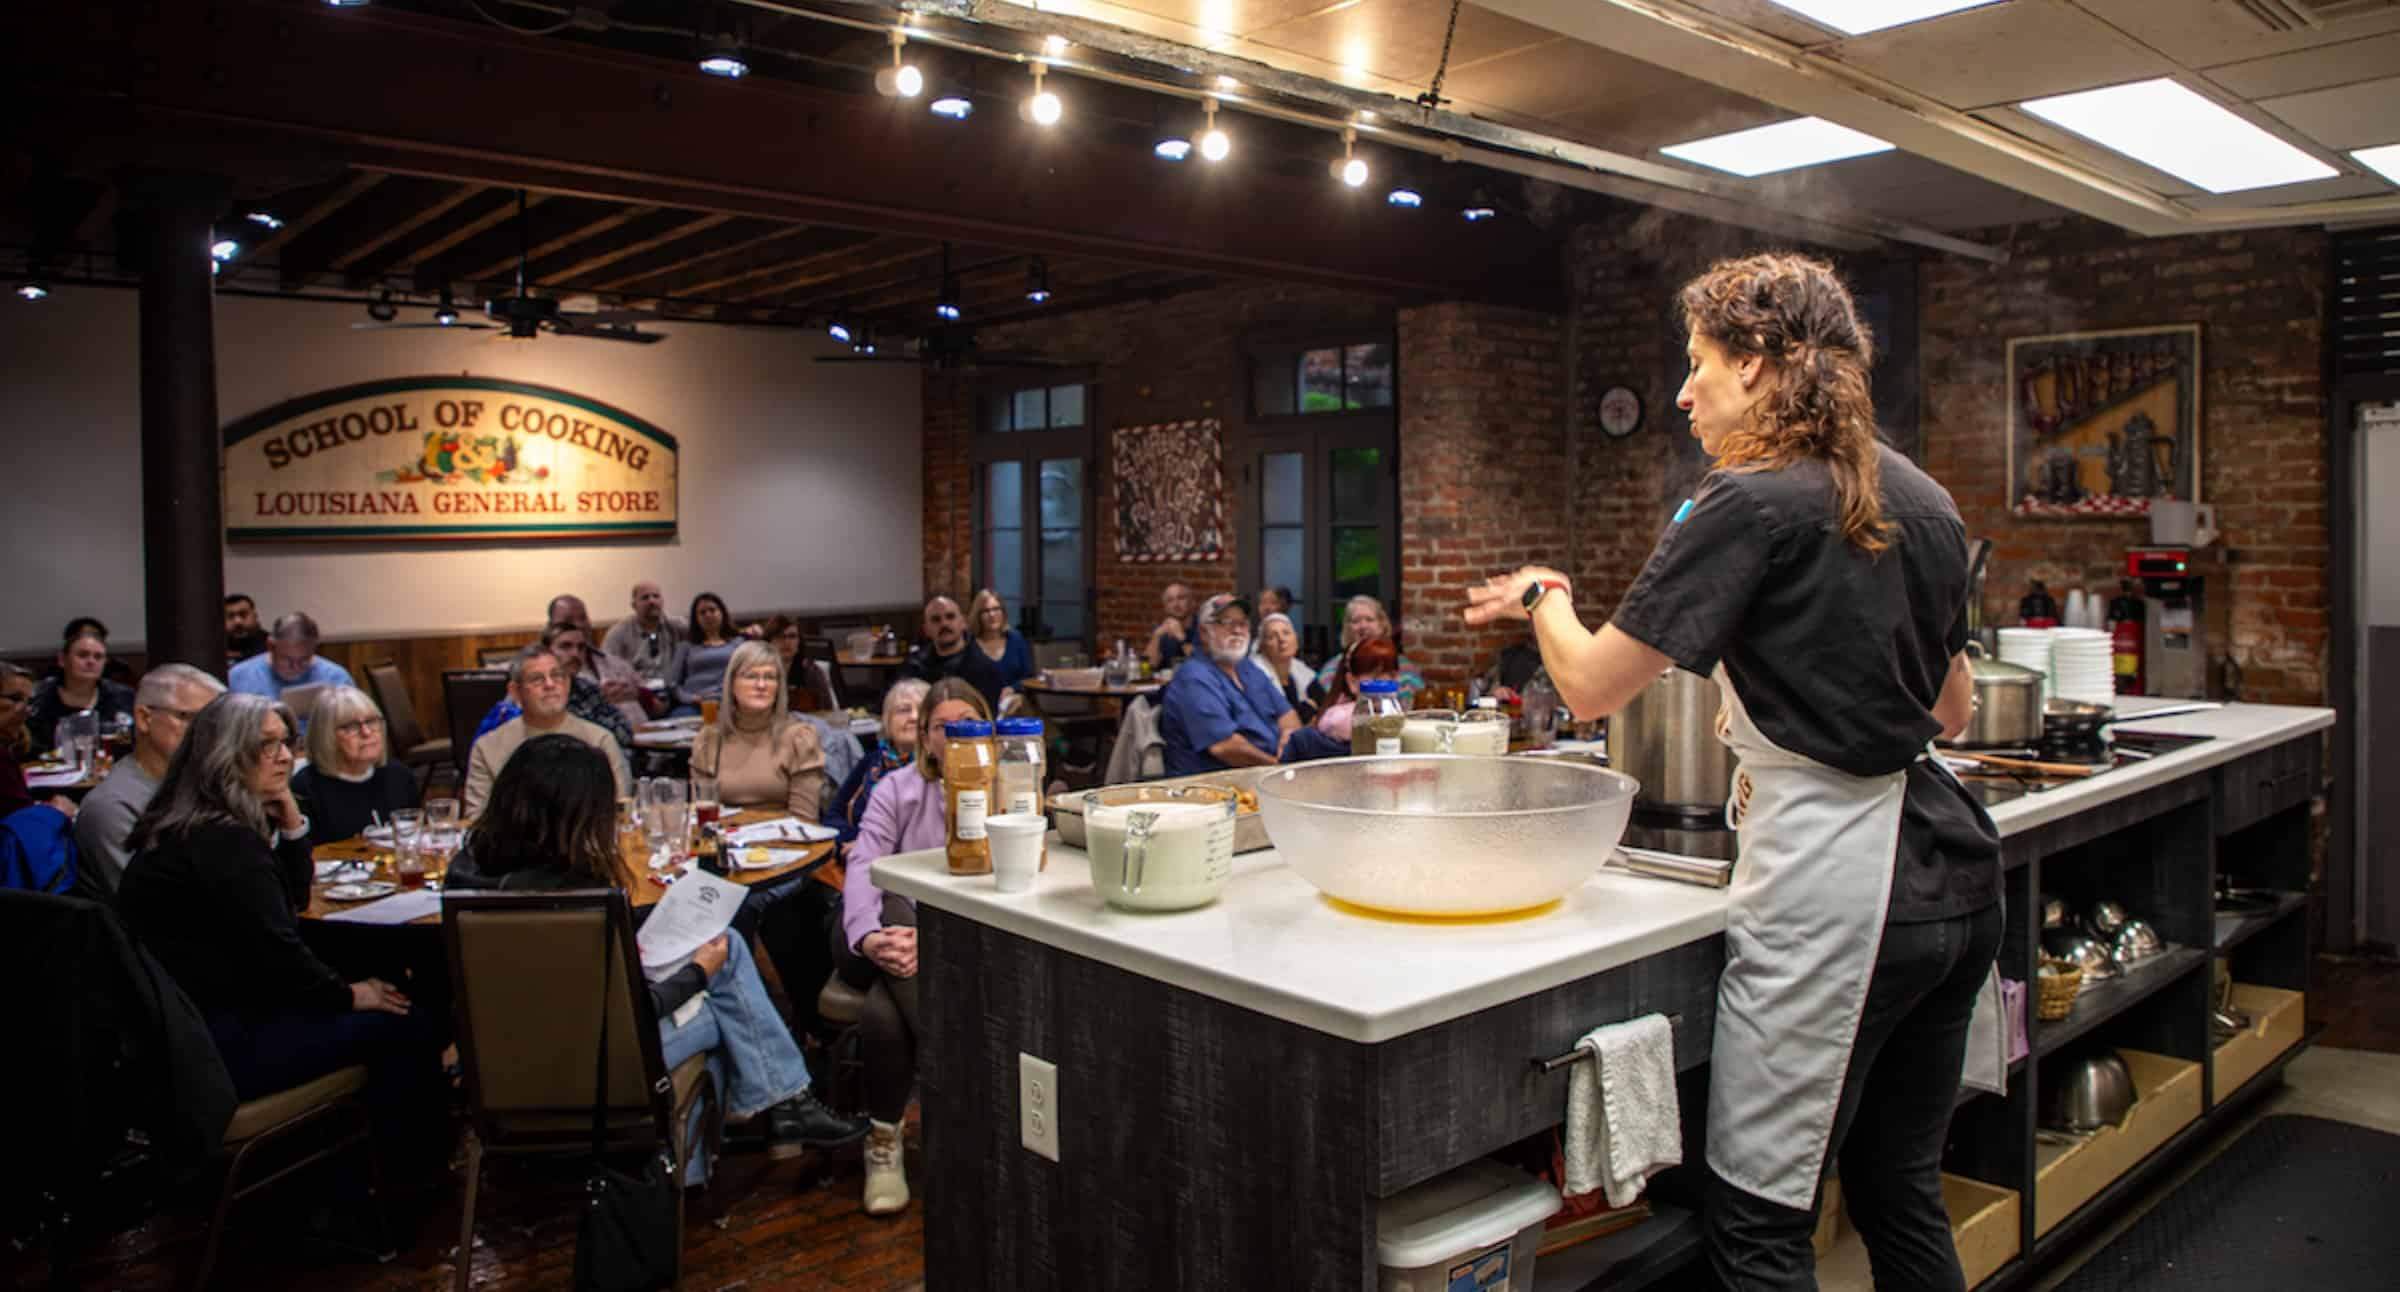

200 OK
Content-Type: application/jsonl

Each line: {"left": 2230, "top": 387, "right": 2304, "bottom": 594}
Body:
{"left": 2036, "top": 957, "right": 2083, "bottom": 1021}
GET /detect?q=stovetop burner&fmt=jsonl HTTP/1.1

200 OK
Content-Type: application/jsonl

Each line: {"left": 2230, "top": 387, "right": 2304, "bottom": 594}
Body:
{"left": 1954, "top": 728, "right": 2216, "bottom": 807}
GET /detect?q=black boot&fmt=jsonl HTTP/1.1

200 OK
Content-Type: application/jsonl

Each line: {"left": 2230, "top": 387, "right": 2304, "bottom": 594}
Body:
{"left": 765, "top": 1090, "right": 870, "bottom": 1157}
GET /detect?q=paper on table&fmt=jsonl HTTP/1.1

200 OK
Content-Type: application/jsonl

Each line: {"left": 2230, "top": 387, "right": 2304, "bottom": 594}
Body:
{"left": 636, "top": 868, "right": 746, "bottom": 983}
{"left": 724, "top": 817, "right": 839, "bottom": 847}
{"left": 321, "top": 888, "right": 444, "bottom": 925}
{"left": 27, "top": 769, "right": 85, "bottom": 789}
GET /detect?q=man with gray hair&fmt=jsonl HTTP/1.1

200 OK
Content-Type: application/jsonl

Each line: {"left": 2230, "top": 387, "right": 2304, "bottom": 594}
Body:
{"left": 74, "top": 663, "right": 226, "bottom": 893}
{"left": 227, "top": 611, "right": 355, "bottom": 706}
{"left": 464, "top": 645, "right": 630, "bottom": 815}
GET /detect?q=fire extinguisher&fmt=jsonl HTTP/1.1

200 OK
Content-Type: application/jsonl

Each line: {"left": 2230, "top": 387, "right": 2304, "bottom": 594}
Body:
{"left": 2108, "top": 579, "right": 2145, "bottom": 695}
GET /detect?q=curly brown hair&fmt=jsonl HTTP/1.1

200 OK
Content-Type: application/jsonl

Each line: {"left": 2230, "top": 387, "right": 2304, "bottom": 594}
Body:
{"left": 1678, "top": 253, "right": 1889, "bottom": 553}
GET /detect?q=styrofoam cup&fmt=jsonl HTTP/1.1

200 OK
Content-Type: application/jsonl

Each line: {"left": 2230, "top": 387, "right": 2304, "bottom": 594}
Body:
{"left": 987, "top": 813, "right": 1048, "bottom": 894}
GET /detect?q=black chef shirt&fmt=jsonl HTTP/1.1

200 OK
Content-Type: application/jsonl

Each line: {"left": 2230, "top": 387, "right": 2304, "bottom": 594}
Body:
{"left": 1610, "top": 445, "right": 2001, "bottom": 923}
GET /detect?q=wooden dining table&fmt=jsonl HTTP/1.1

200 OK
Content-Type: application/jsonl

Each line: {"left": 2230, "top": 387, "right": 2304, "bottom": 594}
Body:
{"left": 1017, "top": 675, "right": 1164, "bottom": 704}
{"left": 300, "top": 807, "right": 835, "bottom": 925}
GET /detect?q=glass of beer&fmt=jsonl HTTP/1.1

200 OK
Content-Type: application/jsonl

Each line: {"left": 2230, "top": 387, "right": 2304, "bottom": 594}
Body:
{"left": 700, "top": 697, "right": 720, "bottom": 725}
{"left": 691, "top": 775, "right": 721, "bottom": 831}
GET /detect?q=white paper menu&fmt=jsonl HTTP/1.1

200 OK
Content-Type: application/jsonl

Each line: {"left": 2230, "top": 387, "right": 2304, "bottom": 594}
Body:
{"left": 635, "top": 868, "right": 746, "bottom": 983}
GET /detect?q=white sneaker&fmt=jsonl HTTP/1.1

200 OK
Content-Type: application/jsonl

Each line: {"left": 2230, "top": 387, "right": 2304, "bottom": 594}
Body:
{"left": 862, "top": 1118, "right": 910, "bottom": 1216}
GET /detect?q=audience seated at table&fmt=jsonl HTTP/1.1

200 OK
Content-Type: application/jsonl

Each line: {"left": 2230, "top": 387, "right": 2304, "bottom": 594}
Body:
{"left": 1312, "top": 637, "right": 1402, "bottom": 747}
{"left": 694, "top": 641, "right": 826, "bottom": 822}
{"left": 1253, "top": 612, "right": 1318, "bottom": 725}
{"left": 901, "top": 594, "right": 973, "bottom": 688}
{"left": 1, "top": 660, "right": 84, "bottom": 894}
{"left": 114, "top": 693, "right": 448, "bottom": 1182}
{"left": 841, "top": 677, "right": 989, "bottom": 1216}
{"left": 473, "top": 621, "right": 637, "bottom": 768}
{"left": 767, "top": 615, "right": 840, "bottom": 712}
{"left": 463, "top": 646, "right": 630, "bottom": 816}
{"left": 224, "top": 593, "right": 269, "bottom": 667}
{"left": 74, "top": 663, "right": 224, "bottom": 894}
{"left": 1310, "top": 594, "right": 1422, "bottom": 707}
{"left": 1146, "top": 581, "right": 1197, "bottom": 671}
{"left": 27, "top": 625, "right": 137, "bottom": 752}
{"left": 1255, "top": 585, "right": 1293, "bottom": 622}
{"left": 829, "top": 679, "right": 927, "bottom": 846}
{"left": 550, "top": 593, "right": 652, "bottom": 724}
{"left": 600, "top": 579, "right": 685, "bottom": 682}
{"left": 290, "top": 685, "right": 421, "bottom": 845}
{"left": 963, "top": 589, "right": 1038, "bottom": 713}
{"left": 226, "top": 613, "right": 356, "bottom": 717}
{"left": 668, "top": 591, "right": 743, "bottom": 714}
{"left": 443, "top": 735, "right": 868, "bottom": 1177}
{"left": 1157, "top": 595, "right": 1300, "bottom": 777}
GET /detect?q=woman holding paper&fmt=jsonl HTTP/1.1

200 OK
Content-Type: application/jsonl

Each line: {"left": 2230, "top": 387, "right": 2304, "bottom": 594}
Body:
{"left": 448, "top": 735, "right": 867, "bottom": 1175}
{"left": 692, "top": 640, "right": 827, "bottom": 822}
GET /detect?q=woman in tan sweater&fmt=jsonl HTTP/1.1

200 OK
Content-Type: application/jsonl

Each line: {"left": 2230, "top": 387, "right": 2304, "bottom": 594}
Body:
{"left": 693, "top": 640, "right": 826, "bottom": 822}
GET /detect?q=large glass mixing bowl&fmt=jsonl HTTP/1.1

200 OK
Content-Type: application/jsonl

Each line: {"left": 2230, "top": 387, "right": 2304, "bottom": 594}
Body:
{"left": 1254, "top": 755, "right": 1639, "bottom": 916}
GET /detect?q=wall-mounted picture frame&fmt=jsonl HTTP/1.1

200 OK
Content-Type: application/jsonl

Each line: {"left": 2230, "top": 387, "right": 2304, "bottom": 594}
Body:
{"left": 2005, "top": 324, "right": 2201, "bottom": 519}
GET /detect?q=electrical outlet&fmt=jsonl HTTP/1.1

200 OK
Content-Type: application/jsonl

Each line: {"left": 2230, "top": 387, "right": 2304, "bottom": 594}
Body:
{"left": 1019, "top": 1052, "right": 1060, "bottom": 1161}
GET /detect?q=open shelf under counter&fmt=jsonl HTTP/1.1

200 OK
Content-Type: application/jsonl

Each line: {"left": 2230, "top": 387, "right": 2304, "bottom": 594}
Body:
{"left": 2211, "top": 890, "right": 2308, "bottom": 953}
{"left": 1530, "top": 1203, "right": 1702, "bottom": 1292}
{"left": 2033, "top": 947, "right": 2208, "bottom": 1057}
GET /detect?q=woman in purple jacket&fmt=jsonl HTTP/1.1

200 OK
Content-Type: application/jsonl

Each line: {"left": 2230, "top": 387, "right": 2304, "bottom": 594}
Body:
{"left": 838, "top": 676, "right": 989, "bottom": 1217}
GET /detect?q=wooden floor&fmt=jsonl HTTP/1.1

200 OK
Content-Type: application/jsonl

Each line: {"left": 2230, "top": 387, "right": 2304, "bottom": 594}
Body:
{"left": 18, "top": 955, "right": 2397, "bottom": 1291}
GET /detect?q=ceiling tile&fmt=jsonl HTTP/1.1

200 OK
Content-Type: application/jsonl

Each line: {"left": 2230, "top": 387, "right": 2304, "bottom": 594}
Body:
{"left": 1822, "top": 2, "right": 2174, "bottom": 109}
{"left": 1437, "top": 37, "right": 1703, "bottom": 123}
{"left": 2258, "top": 75, "right": 2400, "bottom": 149}
{"left": 2176, "top": 171, "right": 2395, "bottom": 208}
{"left": 1554, "top": 89, "right": 1791, "bottom": 155}
{"left": 2203, "top": 31, "right": 2400, "bottom": 99}
{"left": 1242, "top": 0, "right": 1559, "bottom": 85}
{"left": 2072, "top": 0, "right": 2400, "bottom": 68}
{"left": 1680, "top": 0, "right": 1858, "bottom": 47}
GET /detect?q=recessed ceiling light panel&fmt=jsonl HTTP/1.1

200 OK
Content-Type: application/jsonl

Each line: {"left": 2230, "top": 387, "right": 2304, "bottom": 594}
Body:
{"left": 2021, "top": 77, "right": 2336, "bottom": 195}
{"left": 2355, "top": 144, "right": 2400, "bottom": 185}
{"left": 1660, "top": 117, "right": 1894, "bottom": 177}
{"left": 1767, "top": 0, "right": 2000, "bottom": 36}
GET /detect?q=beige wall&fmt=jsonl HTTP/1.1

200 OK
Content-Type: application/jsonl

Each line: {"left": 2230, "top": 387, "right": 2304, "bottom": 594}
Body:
{"left": 0, "top": 287, "right": 921, "bottom": 653}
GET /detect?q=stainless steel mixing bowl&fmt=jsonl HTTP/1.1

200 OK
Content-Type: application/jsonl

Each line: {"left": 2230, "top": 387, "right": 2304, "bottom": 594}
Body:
{"left": 1253, "top": 755, "right": 1639, "bottom": 916}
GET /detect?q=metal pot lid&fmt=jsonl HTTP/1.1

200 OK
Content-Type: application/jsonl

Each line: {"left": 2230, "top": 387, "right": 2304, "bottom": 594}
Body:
{"left": 1969, "top": 655, "right": 2045, "bottom": 687}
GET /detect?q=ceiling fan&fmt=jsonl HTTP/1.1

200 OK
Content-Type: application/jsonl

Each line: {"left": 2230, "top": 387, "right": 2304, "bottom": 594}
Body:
{"left": 351, "top": 190, "right": 664, "bottom": 344}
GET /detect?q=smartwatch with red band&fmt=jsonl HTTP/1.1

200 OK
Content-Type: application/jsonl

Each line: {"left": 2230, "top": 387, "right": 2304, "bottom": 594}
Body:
{"left": 1521, "top": 579, "right": 1570, "bottom": 614}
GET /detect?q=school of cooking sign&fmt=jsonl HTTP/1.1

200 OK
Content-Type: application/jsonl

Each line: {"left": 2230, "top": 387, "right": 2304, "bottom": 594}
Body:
{"left": 222, "top": 376, "right": 678, "bottom": 542}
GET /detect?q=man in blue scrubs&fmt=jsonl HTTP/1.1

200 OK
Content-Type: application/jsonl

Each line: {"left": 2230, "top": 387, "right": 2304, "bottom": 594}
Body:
{"left": 1158, "top": 595, "right": 1300, "bottom": 776}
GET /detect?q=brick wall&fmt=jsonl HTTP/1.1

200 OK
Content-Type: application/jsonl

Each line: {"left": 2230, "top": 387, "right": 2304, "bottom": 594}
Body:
{"left": 1920, "top": 221, "right": 2329, "bottom": 705}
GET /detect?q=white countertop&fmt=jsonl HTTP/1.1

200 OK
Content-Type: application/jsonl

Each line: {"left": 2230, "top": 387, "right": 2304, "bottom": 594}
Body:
{"left": 876, "top": 699, "right": 2331, "bottom": 1045}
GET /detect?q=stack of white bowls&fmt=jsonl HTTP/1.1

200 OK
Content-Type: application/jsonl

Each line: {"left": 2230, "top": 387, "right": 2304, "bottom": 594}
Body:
{"left": 1998, "top": 627, "right": 2054, "bottom": 682}
{"left": 2050, "top": 628, "right": 2116, "bottom": 705}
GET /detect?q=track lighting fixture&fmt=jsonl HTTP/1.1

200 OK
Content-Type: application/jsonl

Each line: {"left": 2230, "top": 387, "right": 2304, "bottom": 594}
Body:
{"left": 875, "top": 28, "right": 923, "bottom": 98}
{"left": 828, "top": 310, "right": 854, "bottom": 344}
{"left": 1462, "top": 205, "right": 1498, "bottom": 222}
{"left": 17, "top": 280, "right": 49, "bottom": 301}
{"left": 1329, "top": 128, "right": 1367, "bottom": 188}
{"left": 1026, "top": 257, "right": 1051, "bottom": 304}
{"left": 698, "top": 33, "right": 749, "bottom": 78}
{"left": 930, "top": 95, "right": 974, "bottom": 119}
{"left": 1155, "top": 138, "right": 1193, "bottom": 162}
{"left": 434, "top": 287, "right": 460, "bottom": 327}
{"left": 323, "top": 0, "right": 371, "bottom": 7}
{"left": 210, "top": 238, "right": 240, "bottom": 262}
{"left": 366, "top": 289, "right": 399, "bottom": 323}
{"left": 1386, "top": 186, "right": 1423, "bottom": 208}
{"left": 855, "top": 326, "right": 878, "bottom": 356}
{"left": 1199, "top": 99, "right": 1231, "bottom": 162}
{"left": 244, "top": 210, "right": 285, "bottom": 231}
{"left": 1020, "top": 63, "right": 1062, "bottom": 126}
{"left": 936, "top": 278, "right": 963, "bottom": 321}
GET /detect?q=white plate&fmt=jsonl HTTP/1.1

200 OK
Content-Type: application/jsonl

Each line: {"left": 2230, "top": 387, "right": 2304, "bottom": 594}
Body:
{"left": 325, "top": 881, "right": 398, "bottom": 901}
{"left": 362, "top": 825, "right": 395, "bottom": 846}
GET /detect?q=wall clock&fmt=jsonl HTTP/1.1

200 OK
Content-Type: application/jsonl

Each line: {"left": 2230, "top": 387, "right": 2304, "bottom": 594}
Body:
{"left": 1599, "top": 385, "right": 1643, "bottom": 438}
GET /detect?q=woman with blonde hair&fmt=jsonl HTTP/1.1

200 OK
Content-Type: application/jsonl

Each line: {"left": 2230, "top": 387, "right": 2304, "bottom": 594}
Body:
{"left": 291, "top": 685, "right": 420, "bottom": 843}
{"left": 962, "top": 588, "right": 1037, "bottom": 712}
{"left": 837, "top": 676, "right": 990, "bottom": 1216}
{"left": 692, "top": 639, "right": 827, "bottom": 821}
{"left": 1312, "top": 594, "right": 1422, "bottom": 706}
{"left": 1464, "top": 252, "right": 1995, "bottom": 1290}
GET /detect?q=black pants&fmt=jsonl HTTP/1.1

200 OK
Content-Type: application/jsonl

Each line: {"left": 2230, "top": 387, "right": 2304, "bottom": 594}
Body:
{"left": 1705, "top": 900, "right": 2004, "bottom": 1292}
{"left": 205, "top": 1002, "right": 449, "bottom": 1181}
{"left": 832, "top": 894, "right": 920, "bottom": 1123}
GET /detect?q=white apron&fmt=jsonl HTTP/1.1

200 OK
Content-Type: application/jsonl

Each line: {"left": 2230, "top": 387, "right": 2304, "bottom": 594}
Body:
{"left": 1704, "top": 668, "right": 2007, "bottom": 1210}
{"left": 1705, "top": 667, "right": 1905, "bottom": 1211}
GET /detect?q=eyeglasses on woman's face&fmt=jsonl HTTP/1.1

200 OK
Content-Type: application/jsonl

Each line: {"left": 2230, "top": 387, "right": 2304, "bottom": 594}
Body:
{"left": 338, "top": 717, "right": 385, "bottom": 737}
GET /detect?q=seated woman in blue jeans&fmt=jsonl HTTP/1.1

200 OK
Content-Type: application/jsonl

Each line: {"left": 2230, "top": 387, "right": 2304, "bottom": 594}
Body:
{"left": 447, "top": 734, "right": 867, "bottom": 1180}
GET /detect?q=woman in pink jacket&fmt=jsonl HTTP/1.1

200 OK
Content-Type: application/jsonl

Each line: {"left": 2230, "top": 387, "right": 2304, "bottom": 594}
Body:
{"left": 838, "top": 676, "right": 988, "bottom": 1217}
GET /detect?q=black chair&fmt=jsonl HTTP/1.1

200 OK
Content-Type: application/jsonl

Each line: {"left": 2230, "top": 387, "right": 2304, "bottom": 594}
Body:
{"left": 440, "top": 669, "right": 510, "bottom": 773}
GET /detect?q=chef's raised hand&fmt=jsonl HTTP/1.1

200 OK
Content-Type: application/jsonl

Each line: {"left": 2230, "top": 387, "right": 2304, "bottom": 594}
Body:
{"left": 1463, "top": 567, "right": 1572, "bottom": 626}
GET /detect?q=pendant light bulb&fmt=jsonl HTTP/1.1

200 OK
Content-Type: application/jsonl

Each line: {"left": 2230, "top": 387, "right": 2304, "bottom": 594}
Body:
{"left": 875, "top": 29, "right": 923, "bottom": 98}
{"left": 434, "top": 287, "right": 460, "bottom": 327}
{"left": 1026, "top": 256, "right": 1052, "bottom": 304}
{"left": 1329, "top": 128, "right": 1368, "bottom": 188}
{"left": 1199, "top": 99, "right": 1231, "bottom": 162}
{"left": 1021, "top": 63, "right": 1062, "bottom": 126}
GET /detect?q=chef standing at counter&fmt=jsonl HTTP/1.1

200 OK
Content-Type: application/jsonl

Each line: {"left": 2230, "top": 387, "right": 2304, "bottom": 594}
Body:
{"left": 1466, "top": 253, "right": 2001, "bottom": 1291}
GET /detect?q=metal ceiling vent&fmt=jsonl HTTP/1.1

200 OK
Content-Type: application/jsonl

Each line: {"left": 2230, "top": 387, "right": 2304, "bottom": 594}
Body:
{"left": 2228, "top": 0, "right": 2397, "bottom": 32}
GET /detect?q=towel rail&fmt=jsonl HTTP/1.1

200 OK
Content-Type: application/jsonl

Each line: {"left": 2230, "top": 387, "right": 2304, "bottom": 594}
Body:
{"left": 1532, "top": 1013, "right": 1684, "bottom": 1073}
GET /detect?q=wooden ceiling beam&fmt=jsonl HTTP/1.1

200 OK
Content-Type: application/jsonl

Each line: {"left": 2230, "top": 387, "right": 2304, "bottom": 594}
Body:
{"left": 717, "top": 246, "right": 940, "bottom": 305}
{"left": 458, "top": 202, "right": 655, "bottom": 282}
{"left": 584, "top": 222, "right": 821, "bottom": 292}
{"left": 327, "top": 182, "right": 484, "bottom": 271}
{"left": 663, "top": 235, "right": 899, "bottom": 298}
{"left": 219, "top": 170, "right": 384, "bottom": 283}
{"left": 539, "top": 211, "right": 731, "bottom": 285}
{"left": 386, "top": 191, "right": 545, "bottom": 275}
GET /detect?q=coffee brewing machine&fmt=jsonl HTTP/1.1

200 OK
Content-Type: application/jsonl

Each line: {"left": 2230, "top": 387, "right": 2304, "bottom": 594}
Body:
{"left": 2124, "top": 547, "right": 2231, "bottom": 698}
